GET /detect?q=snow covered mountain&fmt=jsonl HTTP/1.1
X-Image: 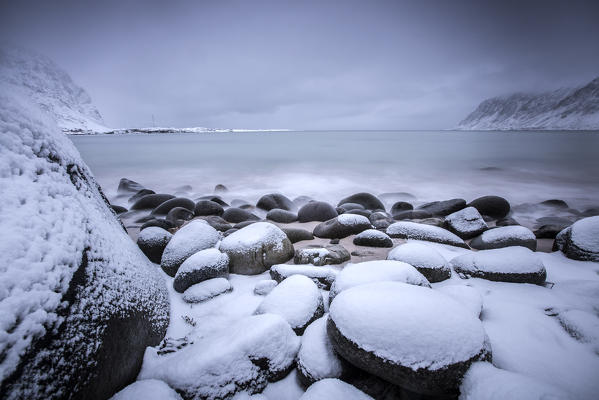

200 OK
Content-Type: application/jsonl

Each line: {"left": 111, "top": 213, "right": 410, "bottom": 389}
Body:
{"left": 458, "top": 77, "right": 599, "bottom": 130}
{"left": 0, "top": 46, "right": 108, "bottom": 133}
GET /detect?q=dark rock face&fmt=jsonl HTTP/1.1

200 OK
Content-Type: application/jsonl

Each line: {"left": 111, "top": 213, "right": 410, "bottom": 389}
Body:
{"left": 234, "top": 220, "right": 258, "bottom": 229}
{"left": 393, "top": 210, "right": 432, "bottom": 220}
{"left": 222, "top": 207, "right": 260, "bottom": 223}
{"left": 337, "top": 202, "right": 365, "bottom": 213}
{"left": 353, "top": 230, "right": 393, "bottom": 248}
{"left": 165, "top": 207, "right": 195, "bottom": 226}
{"left": 194, "top": 200, "right": 224, "bottom": 216}
{"left": 390, "top": 201, "right": 413, "bottom": 216}
{"left": 540, "top": 199, "right": 569, "bottom": 209}
{"left": 256, "top": 193, "right": 294, "bottom": 211}
{"left": 338, "top": 192, "right": 385, "bottom": 211}
{"left": 281, "top": 228, "right": 314, "bottom": 243}
{"left": 197, "top": 215, "right": 232, "bottom": 232}
{"left": 137, "top": 227, "right": 172, "bottom": 263}
{"left": 294, "top": 244, "right": 351, "bottom": 266}
{"left": 140, "top": 218, "right": 175, "bottom": 231}
{"left": 110, "top": 205, "right": 128, "bottom": 214}
{"left": 298, "top": 201, "right": 338, "bottom": 222}
{"left": 369, "top": 212, "right": 395, "bottom": 230}
{"left": 197, "top": 195, "right": 229, "bottom": 207}
{"left": 496, "top": 217, "right": 520, "bottom": 226}
{"left": 468, "top": 196, "right": 510, "bottom": 219}
{"left": 117, "top": 178, "right": 145, "bottom": 194}
{"left": 554, "top": 216, "right": 599, "bottom": 262}
{"left": 535, "top": 225, "right": 566, "bottom": 239}
{"left": 128, "top": 188, "right": 155, "bottom": 204}
{"left": 417, "top": 198, "right": 466, "bottom": 217}
{"left": 313, "top": 215, "right": 373, "bottom": 239}
{"left": 266, "top": 208, "right": 298, "bottom": 223}
{"left": 151, "top": 197, "right": 195, "bottom": 215}
{"left": 131, "top": 194, "right": 176, "bottom": 210}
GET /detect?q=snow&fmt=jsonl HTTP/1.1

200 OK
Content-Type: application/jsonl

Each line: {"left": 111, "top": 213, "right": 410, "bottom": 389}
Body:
{"left": 478, "top": 226, "right": 535, "bottom": 243}
{"left": 255, "top": 275, "right": 323, "bottom": 332}
{"left": 459, "top": 362, "right": 574, "bottom": 400}
{"left": 110, "top": 379, "right": 182, "bottom": 400}
{"left": 174, "top": 248, "right": 229, "bottom": 290}
{"left": 445, "top": 207, "right": 487, "bottom": 234}
{"left": 386, "top": 221, "right": 466, "bottom": 247}
{"left": 220, "top": 222, "right": 288, "bottom": 253}
{"left": 139, "top": 314, "right": 300, "bottom": 400}
{"left": 337, "top": 213, "right": 371, "bottom": 226}
{"left": 387, "top": 241, "right": 448, "bottom": 272}
{"left": 555, "top": 309, "right": 599, "bottom": 354}
{"left": 437, "top": 285, "right": 483, "bottom": 319}
{"left": 297, "top": 316, "right": 344, "bottom": 382}
{"left": 329, "top": 260, "right": 430, "bottom": 302}
{"left": 254, "top": 279, "right": 278, "bottom": 295}
{"left": 183, "top": 278, "right": 232, "bottom": 303}
{"left": 300, "top": 379, "right": 373, "bottom": 400}
{"left": 270, "top": 264, "right": 339, "bottom": 288}
{"left": 354, "top": 229, "right": 389, "bottom": 240}
{"left": 329, "top": 281, "right": 487, "bottom": 370}
{"left": 569, "top": 216, "right": 599, "bottom": 253}
{"left": 450, "top": 246, "right": 545, "bottom": 274}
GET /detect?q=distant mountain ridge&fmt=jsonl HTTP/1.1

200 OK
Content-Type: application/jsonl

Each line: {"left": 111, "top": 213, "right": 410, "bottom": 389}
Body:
{"left": 458, "top": 77, "right": 599, "bottom": 130}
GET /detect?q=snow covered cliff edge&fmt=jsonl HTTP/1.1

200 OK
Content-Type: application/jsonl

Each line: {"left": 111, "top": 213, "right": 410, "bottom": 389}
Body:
{"left": 458, "top": 77, "right": 599, "bottom": 130}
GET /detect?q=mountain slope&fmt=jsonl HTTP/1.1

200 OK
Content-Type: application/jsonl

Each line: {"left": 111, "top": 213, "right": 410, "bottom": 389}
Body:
{"left": 0, "top": 46, "right": 108, "bottom": 132}
{"left": 458, "top": 77, "right": 599, "bottom": 130}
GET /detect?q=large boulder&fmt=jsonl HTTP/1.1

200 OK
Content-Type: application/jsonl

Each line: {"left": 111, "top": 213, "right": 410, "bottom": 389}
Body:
{"left": 139, "top": 314, "right": 300, "bottom": 400}
{"left": 387, "top": 241, "right": 451, "bottom": 283}
{"left": 0, "top": 89, "right": 169, "bottom": 399}
{"left": 255, "top": 275, "right": 324, "bottom": 334}
{"left": 160, "top": 219, "right": 221, "bottom": 276}
{"left": 386, "top": 221, "right": 469, "bottom": 248}
{"left": 194, "top": 200, "right": 224, "bottom": 216}
{"left": 173, "top": 248, "right": 229, "bottom": 293}
{"left": 298, "top": 201, "right": 338, "bottom": 222}
{"left": 165, "top": 207, "right": 194, "bottom": 227}
{"left": 266, "top": 208, "right": 298, "bottom": 223}
{"left": 313, "top": 214, "right": 373, "bottom": 239}
{"left": 467, "top": 196, "right": 510, "bottom": 219}
{"left": 222, "top": 207, "right": 259, "bottom": 223}
{"left": 137, "top": 227, "right": 172, "bottom": 263}
{"left": 294, "top": 244, "right": 351, "bottom": 266}
{"left": 450, "top": 247, "right": 546, "bottom": 285}
{"left": 338, "top": 192, "right": 385, "bottom": 211}
{"left": 328, "top": 282, "right": 491, "bottom": 396}
{"left": 257, "top": 193, "right": 294, "bottom": 211}
{"left": 417, "top": 198, "right": 466, "bottom": 216}
{"left": 553, "top": 216, "right": 599, "bottom": 262}
{"left": 470, "top": 226, "right": 537, "bottom": 251}
{"left": 390, "top": 201, "right": 413, "bottom": 216}
{"left": 219, "top": 222, "right": 294, "bottom": 274}
{"left": 444, "top": 207, "right": 488, "bottom": 239}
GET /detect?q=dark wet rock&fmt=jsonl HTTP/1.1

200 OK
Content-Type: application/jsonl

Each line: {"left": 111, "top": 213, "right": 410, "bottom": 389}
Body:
{"left": 294, "top": 244, "right": 351, "bottom": 266}
{"left": 313, "top": 214, "right": 373, "bottom": 239}
{"left": 267, "top": 208, "right": 298, "bottom": 223}
{"left": 470, "top": 226, "right": 537, "bottom": 251}
{"left": 166, "top": 207, "right": 195, "bottom": 226}
{"left": 214, "top": 184, "right": 228, "bottom": 193}
{"left": 131, "top": 193, "right": 176, "bottom": 210}
{"left": 135, "top": 215, "right": 156, "bottom": 223}
{"left": 390, "top": 201, "right": 414, "bottom": 216}
{"left": 222, "top": 207, "right": 260, "bottom": 223}
{"left": 444, "top": 207, "right": 488, "bottom": 239}
{"left": 582, "top": 207, "right": 599, "bottom": 217}
{"left": 337, "top": 202, "right": 366, "bottom": 213}
{"left": 140, "top": 218, "right": 175, "bottom": 231}
{"left": 535, "top": 216, "right": 573, "bottom": 227}
{"left": 467, "top": 196, "right": 510, "bottom": 219}
{"left": 416, "top": 217, "right": 445, "bottom": 227}
{"left": 298, "top": 201, "right": 338, "bottom": 222}
{"left": 553, "top": 216, "right": 599, "bottom": 262}
{"left": 117, "top": 178, "right": 145, "bottom": 194}
{"left": 369, "top": 212, "right": 394, "bottom": 230}
{"left": 223, "top": 228, "right": 238, "bottom": 236}
{"left": 110, "top": 205, "right": 128, "bottom": 214}
{"left": 128, "top": 188, "right": 155, "bottom": 204}
{"left": 540, "top": 199, "right": 569, "bottom": 209}
{"left": 196, "top": 215, "right": 232, "bottom": 232}
{"left": 137, "top": 227, "right": 172, "bottom": 263}
{"left": 393, "top": 210, "right": 432, "bottom": 220}
{"left": 496, "top": 217, "right": 520, "bottom": 226}
{"left": 196, "top": 195, "right": 229, "bottom": 207}
{"left": 353, "top": 229, "right": 393, "bottom": 248}
{"left": 282, "top": 228, "right": 314, "bottom": 243}
{"left": 194, "top": 200, "right": 224, "bottom": 216}
{"left": 173, "top": 249, "right": 229, "bottom": 293}
{"left": 293, "top": 195, "right": 313, "bottom": 208}
{"left": 338, "top": 192, "right": 385, "bottom": 211}
{"left": 535, "top": 224, "right": 568, "bottom": 239}
{"left": 417, "top": 198, "right": 466, "bottom": 217}
{"left": 387, "top": 221, "right": 469, "bottom": 248}
{"left": 257, "top": 193, "right": 294, "bottom": 211}
{"left": 233, "top": 220, "right": 259, "bottom": 229}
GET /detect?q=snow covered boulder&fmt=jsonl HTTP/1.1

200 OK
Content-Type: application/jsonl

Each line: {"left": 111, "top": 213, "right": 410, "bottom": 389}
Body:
{"left": 173, "top": 248, "right": 229, "bottom": 293}
{"left": 444, "top": 207, "right": 488, "bottom": 239}
{"left": 313, "top": 214, "right": 373, "bottom": 239}
{"left": 328, "top": 260, "right": 430, "bottom": 303}
{"left": 353, "top": 229, "right": 393, "bottom": 248}
{"left": 219, "top": 222, "right": 294, "bottom": 274}
{"left": 160, "top": 219, "right": 221, "bottom": 277}
{"left": 110, "top": 379, "right": 182, "bottom": 400}
{"left": 386, "top": 221, "right": 469, "bottom": 248}
{"left": 254, "top": 279, "right": 278, "bottom": 295}
{"left": 328, "top": 282, "right": 491, "bottom": 396}
{"left": 300, "top": 379, "right": 374, "bottom": 400}
{"left": 459, "top": 362, "right": 573, "bottom": 400}
{"left": 338, "top": 192, "right": 385, "bottom": 211}
{"left": 469, "top": 226, "right": 537, "bottom": 251}
{"left": 182, "top": 278, "right": 232, "bottom": 303}
{"left": 270, "top": 264, "right": 339, "bottom": 290}
{"left": 137, "top": 226, "right": 172, "bottom": 263}
{"left": 298, "top": 201, "right": 338, "bottom": 222}
{"left": 255, "top": 275, "right": 324, "bottom": 334}
{"left": 386, "top": 241, "right": 451, "bottom": 283}
{"left": 139, "top": 314, "right": 300, "bottom": 400}
{"left": 553, "top": 216, "right": 599, "bottom": 262}
{"left": 294, "top": 244, "right": 351, "bottom": 266}
{"left": 0, "top": 88, "right": 169, "bottom": 399}
{"left": 450, "top": 247, "right": 546, "bottom": 285}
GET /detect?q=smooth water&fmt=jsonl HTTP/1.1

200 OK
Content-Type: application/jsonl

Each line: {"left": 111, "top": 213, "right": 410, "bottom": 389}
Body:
{"left": 70, "top": 130, "right": 599, "bottom": 210}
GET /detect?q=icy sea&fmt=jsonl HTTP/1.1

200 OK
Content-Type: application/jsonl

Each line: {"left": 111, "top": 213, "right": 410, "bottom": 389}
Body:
{"left": 71, "top": 130, "right": 599, "bottom": 210}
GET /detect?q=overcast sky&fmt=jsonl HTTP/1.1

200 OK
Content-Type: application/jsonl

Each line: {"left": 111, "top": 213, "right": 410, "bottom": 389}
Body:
{"left": 1, "top": 0, "right": 598, "bottom": 129}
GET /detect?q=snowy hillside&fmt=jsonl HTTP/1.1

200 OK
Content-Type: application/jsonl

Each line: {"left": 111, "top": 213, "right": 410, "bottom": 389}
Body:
{"left": 0, "top": 46, "right": 108, "bottom": 133}
{"left": 458, "top": 77, "right": 599, "bottom": 130}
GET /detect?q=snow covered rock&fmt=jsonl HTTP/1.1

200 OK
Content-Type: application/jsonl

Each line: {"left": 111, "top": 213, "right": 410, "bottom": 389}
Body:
{"left": 386, "top": 221, "right": 469, "bottom": 248}
{"left": 338, "top": 192, "right": 385, "bottom": 211}
{"left": 297, "top": 316, "right": 345, "bottom": 385}
{"left": 300, "top": 379, "right": 374, "bottom": 400}
{"left": 459, "top": 362, "right": 574, "bottom": 400}
{"left": 173, "top": 248, "right": 229, "bottom": 293}
{"left": 437, "top": 285, "right": 483, "bottom": 319}
{"left": 255, "top": 275, "right": 324, "bottom": 334}
{"left": 368, "top": 211, "right": 395, "bottom": 230}
{"left": 386, "top": 242, "right": 451, "bottom": 283}
{"left": 0, "top": 85, "right": 169, "bottom": 399}
{"left": 160, "top": 219, "right": 221, "bottom": 277}
{"left": 313, "top": 214, "right": 373, "bottom": 239}
{"left": 257, "top": 193, "right": 295, "bottom": 211}
{"left": 182, "top": 278, "right": 232, "bottom": 303}
{"left": 110, "top": 379, "right": 182, "bottom": 400}
{"left": 417, "top": 198, "right": 466, "bottom": 217}
{"left": 328, "top": 282, "right": 490, "bottom": 396}
{"left": 444, "top": 207, "right": 488, "bottom": 239}
{"left": 554, "top": 216, "right": 599, "bottom": 262}
{"left": 219, "top": 222, "right": 294, "bottom": 274}
{"left": 137, "top": 226, "right": 172, "bottom": 263}
{"left": 353, "top": 229, "right": 393, "bottom": 248}
{"left": 254, "top": 279, "right": 278, "bottom": 295}
{"left": 467, "top": 196, "right": 511, "bottom": 219}
{"left": 470, "top": 226, "right": 537, "bottom": 251}
{"left": 270, "top": 264, "right": 339, "bottom": 290}
{"left": 139, "top": 314, "right": 300, "bottom": 400}
{"left": 298, "top": 201, "right": 338, "bottom": 222}
{"left": 450, "top": 247, "right": 547, "bottom": 285}
{"left": 328, "top": 260, "right": 430, "bottom": 303}
{"left": 294, "top": 244, "right": 351, "bottom": 266}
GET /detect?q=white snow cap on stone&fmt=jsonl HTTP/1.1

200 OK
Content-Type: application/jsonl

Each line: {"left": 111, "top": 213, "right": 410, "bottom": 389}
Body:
{"left": 569, "top": 216, "right": 599, "bottom": 253}
{"left": 479, "top": 226, "right": 535, "bottom": 242}
{"left": 337, "top": 213, "right": 371, "bottom": 226}
{"left": 450, "top": 246, "right": 544, "bottom": 274}
{"left": 386, "top": 221, "right": 465, "bottom": 245}
{"left": 271, "top": 264, "right": 339, "bottom": 285}
{"left": 176, "top": 248, "right": 229, "bottom": 277}
{"left": 183, "top": 278, "right": 232, "bottom": 303}
{"left": 445, "top": 207, "right": 487, "bottom": 231}
{"left": 298, "top": 316, "right": 344, "bottom": 382}
{"left": 300, "top": 378, "right": 374, "bottom": 400}
{"left": 387, "top": 241, "right": 447, "bottom": 269}
{"left": 355, "top": 229, "right": 390, "bottom": 239}
{"left": 138, "top": 226, "right": 172, "bottom": 246}
{"left": 110, "top": 379, "right": 182, "bottom": 400}
{"left": 254, "top": 279, "right": 278, "bottom": 295}
{"left": 161, "top": 219, "right": 221, "bottom": 267}
{"left": 329, "top": 281, "right": 487, "bottom": 370}
{"left": 220, "top": 222, "right": 288, "bottom": 252}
